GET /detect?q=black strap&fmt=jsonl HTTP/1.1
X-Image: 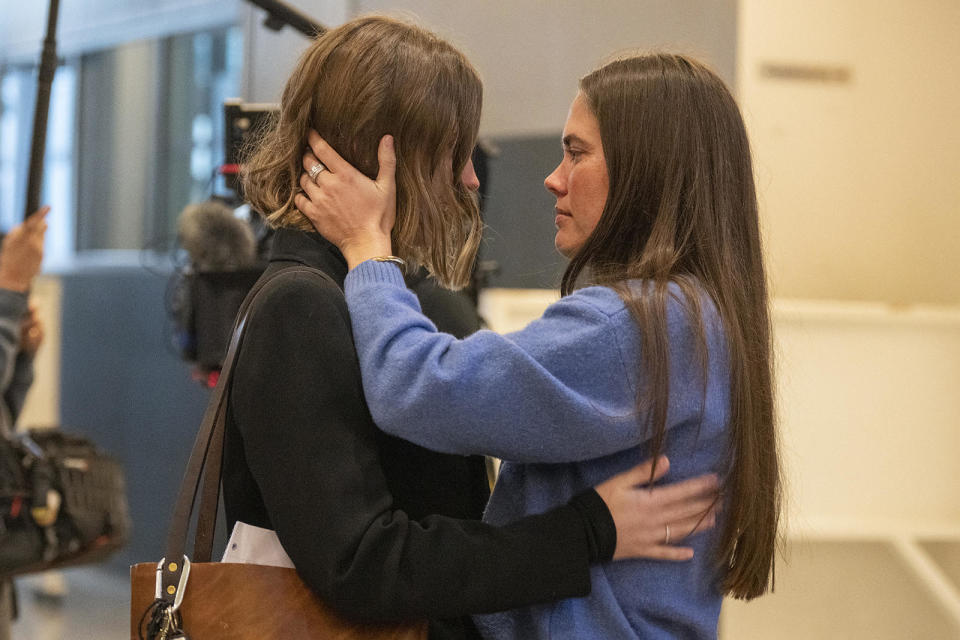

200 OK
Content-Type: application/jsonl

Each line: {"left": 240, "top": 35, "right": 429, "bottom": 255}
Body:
{"left": 160, "top": 265, "right": 336, "bottom": 603}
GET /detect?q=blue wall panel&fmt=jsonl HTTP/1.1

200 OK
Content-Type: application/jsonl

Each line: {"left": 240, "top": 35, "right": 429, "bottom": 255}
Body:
{"left": 482, "top": 135, "right": 568, "bottom": 290}
{"left": 58, "top": 266, "right": 212, "bottom": 573}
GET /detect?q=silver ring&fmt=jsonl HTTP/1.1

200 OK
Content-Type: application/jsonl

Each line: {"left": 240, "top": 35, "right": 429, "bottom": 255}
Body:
{"left": 664, "top": 524, "right": 671, "bottom": 545}
{"left": 308, "top": 162, "right": 327, "bottom": 181}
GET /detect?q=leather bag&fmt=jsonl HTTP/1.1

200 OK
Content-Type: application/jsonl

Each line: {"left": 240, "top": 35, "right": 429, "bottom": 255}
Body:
{"left": 130, "top": 266, "right": 427, "bottom": 639}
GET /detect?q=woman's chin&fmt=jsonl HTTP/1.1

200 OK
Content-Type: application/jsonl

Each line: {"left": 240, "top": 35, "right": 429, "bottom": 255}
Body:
{"left": 554, "top": 234, "right": 581, "bottom": 259}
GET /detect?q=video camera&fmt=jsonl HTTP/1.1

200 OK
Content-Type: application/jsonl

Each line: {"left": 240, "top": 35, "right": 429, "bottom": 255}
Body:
{"left": 170, "top": 100, "right": 278, "bottom": 382}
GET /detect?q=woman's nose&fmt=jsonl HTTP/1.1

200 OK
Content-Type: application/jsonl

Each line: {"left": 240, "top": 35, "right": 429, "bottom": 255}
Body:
{"left": 544, "top": 164, "right": 564, "bottom": 196}
{"left": 460, "top": 158, "right": 481, "bottom": 192}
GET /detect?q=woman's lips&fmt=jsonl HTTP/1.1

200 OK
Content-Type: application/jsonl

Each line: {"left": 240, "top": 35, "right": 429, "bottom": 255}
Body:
{"left": 555, "top": 208, "right": 571, "bottom": 227}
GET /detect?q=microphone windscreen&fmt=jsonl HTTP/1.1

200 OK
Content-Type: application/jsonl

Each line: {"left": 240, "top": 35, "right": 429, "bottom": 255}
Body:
{"left": 178, "top": 201, "right": 257, "bottom": 271}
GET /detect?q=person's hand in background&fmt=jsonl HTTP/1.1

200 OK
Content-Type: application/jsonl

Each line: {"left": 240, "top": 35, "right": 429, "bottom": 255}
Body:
{"left": 0, "top": 206, "right": 48, "bottom": 293}
{"left": 19, "top": 304, "right": 44, "bottom": 355}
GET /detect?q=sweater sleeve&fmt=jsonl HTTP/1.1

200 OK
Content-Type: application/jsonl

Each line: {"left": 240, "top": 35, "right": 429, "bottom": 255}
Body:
{"left": 4, "top": 350, "right": 35, "bottom": 423}
{"left": 343, "top": 261, "right": 643, "bottom": 463}
{"left": 229, "top": 273, "right": 611, "bottom": 622}
{"left": 0, "top": 289, "right": 28, "bottom": 431}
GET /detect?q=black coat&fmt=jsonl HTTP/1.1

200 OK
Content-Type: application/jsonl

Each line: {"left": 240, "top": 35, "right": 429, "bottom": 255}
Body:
{"left": 222, "top": 229, "right": 613, "bottom": 637}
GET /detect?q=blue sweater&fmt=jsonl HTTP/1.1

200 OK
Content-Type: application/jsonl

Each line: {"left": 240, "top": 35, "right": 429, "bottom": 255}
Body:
{"left": 344, "top": 260, "right": 731, "bottom": 639}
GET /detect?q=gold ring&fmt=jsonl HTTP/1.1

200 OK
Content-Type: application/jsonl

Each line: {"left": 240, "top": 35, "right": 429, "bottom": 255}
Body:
{"left": 664, "top": 524, "right": 671, "bottom": 545}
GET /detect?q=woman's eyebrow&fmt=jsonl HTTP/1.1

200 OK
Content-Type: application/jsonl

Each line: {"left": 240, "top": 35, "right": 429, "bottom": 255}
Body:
{"left": 562, "top": 134, "right": 590, "bottom": 149}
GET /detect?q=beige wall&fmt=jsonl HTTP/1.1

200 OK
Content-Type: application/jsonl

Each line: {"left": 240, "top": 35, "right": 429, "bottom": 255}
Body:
{"left": 241, "top": 0, "right": 350, "bottom": 103}
{"left": 738, "top": 0, "right": 960, "bottom": 305}
{"left": 481, "top": 288, "right": 960, "bottom": 637}
{"left": 244, "top": 1, "right": 738, "bottom": 135}
{"left": 16, "top": 275, "right": 61, "bottom": 429}
{"left": 355, "top": 0, "right": 737, "bottom": 137}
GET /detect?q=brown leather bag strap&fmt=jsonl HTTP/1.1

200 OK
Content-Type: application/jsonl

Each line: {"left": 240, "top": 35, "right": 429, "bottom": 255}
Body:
{"left": 191, "top": 364, "right": 229, "bottom": 562}
{"left": 160, "top": 265, "right": 336, "bottom": 603}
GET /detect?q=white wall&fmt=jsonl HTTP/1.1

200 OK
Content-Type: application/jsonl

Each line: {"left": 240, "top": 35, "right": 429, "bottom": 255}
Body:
{"left": 738, "top": 0, "right": 960, "bottom": 305}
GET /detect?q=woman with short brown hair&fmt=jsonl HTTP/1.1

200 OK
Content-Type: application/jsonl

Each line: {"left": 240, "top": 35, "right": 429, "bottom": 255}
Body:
{"left": 243, "top": 14, "right": 482, "bottom": 288}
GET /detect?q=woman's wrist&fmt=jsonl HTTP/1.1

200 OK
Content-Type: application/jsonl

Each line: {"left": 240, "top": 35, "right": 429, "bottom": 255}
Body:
{"left": 341, "top": 234, "right": 393, "bottom": 270}
{"left": 0, "top": 276, "right": 29, "bottom": 293}
{"left": 569, "top": 489, "right": 617, "bottom": 563}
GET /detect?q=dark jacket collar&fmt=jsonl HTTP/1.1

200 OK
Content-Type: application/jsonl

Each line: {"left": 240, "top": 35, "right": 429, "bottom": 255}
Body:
{"left": 267, "top": 227, "right": 348, "bottom": 289}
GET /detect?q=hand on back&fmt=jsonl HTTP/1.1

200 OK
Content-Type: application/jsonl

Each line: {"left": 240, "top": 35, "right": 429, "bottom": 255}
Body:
{"left": 595, "top": 456, "right": 719, "bottom": 561}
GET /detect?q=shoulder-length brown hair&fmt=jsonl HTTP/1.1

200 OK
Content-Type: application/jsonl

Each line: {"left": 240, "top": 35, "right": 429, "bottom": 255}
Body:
{"left": 566, "top": 53, "right": 780, "bottom": 600}
{"left": 242, "top": 15, "right": 483, "bottom": 289}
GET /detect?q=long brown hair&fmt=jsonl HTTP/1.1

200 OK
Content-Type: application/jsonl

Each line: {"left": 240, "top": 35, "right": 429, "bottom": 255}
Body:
{"left": 242, "top": 15, "right": 483, "bottom": 288}
{"left": 565, "top": 53, "right": 780, "bottom": 600}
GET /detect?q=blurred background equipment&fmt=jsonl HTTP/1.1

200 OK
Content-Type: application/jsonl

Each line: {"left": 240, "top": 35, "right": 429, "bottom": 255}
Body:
{"left": 171, "top": 94, "right": 498, "bottom": 380}
{"left": 220, "top": 100, "right": 278, "bottom": 199}
{"left": 23, "top": 0, "right": 60, "bottom": 221}
{"left": 1, "top": 0, "right": 130, "bottom": 591}
{"left": 0, "top": 429, "right": 131, "bottom": 578}
{"left": 168, "top": 99, "right": 275, "bottom": 382}
{"left": 177, "top": 201, "right": 256, "bottom": 272}
{"left": 170, "top": 200, "right": 264, "bottom": 378}
{"left": 247, "top": 0, "right": 325, "bottom": 37}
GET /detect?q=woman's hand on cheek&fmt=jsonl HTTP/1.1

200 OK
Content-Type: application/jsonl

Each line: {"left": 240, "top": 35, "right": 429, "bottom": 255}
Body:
{"left": 294, "top": 131, "right": 397, "bottom": 269}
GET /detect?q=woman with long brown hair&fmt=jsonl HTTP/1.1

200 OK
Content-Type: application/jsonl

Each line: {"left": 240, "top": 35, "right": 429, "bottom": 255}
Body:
{"left": 230, "top": 18, "right": 721, "bottom": 640}
{"left": 297, "top": 52, "right": 780, "bottom": 637}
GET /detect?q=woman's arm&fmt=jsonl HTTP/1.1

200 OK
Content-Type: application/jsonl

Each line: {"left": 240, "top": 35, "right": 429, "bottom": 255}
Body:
{"left": 0, "top": 208, "right": 47, "bottom": 421}
{"left": 295, "top": 134, "right": 708, "bottom": 464}
{"left": 230, "top": 274, "right": 715, "bottom": 621}
{"left": 0, "top": 289, "right": 27, "bottom": 405}
{"left": 231, "top": 275, "right": 596, "bottom": 621}
{"left": 4, "top": 306, "right": 41, "bottom": 421}
{"left": 344, "top": 261, "right": 645, "bottom": 462}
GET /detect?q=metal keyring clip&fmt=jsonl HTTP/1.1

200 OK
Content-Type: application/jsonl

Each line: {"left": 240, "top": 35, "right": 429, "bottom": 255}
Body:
{"left": 155, "top": 555, "right": 192, "bottom": 612}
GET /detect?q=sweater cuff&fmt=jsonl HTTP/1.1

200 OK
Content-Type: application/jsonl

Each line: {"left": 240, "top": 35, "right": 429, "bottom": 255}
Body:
{"left": 344, "top": 259, "right": 406, "bottom": 290}
{"left": 0, "top": 287, "right": 28, "bottom": 318}
{"left": 569, "top": 488, "right": 617, "bottom": 563}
